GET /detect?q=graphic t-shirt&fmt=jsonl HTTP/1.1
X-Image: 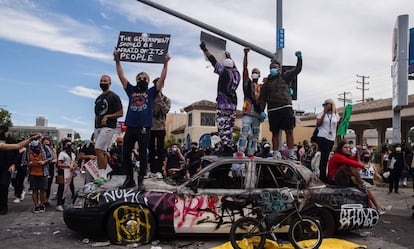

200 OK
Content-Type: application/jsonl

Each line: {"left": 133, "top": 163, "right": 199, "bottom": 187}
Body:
{"left": 124, "top": 82, "right": 158, "bottom": 127}
{"left": 94, "top": 91, "right": 122, "bottom": 129}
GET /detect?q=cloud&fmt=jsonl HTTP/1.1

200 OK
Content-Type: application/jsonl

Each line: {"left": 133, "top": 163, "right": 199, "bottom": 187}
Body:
{"left": 0, "top": 1, "right": 110, "bottom": 60}
{"left": 69, "top": 86, "right": 101, "bottom": 99}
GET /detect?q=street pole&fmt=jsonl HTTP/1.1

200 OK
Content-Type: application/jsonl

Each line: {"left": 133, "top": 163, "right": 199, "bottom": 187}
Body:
{"left": 136, "top": 0, "right": 275, "bottom": 59}
{"left": 277, "top": 0, "right": 283, "bottom": 150}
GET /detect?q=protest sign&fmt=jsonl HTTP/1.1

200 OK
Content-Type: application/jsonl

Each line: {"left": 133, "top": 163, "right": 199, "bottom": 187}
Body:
{"left": 200, "top": 31, "right": 227, "bottom": 63}
{"left": 115, "top": 31, "right": 170, "bottom": 63}
{"left": 84, "top": 159, "right": 112, "bottom": 180}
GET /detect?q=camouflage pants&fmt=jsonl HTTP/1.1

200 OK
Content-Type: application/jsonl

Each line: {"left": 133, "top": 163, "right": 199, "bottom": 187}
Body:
{"left": 217, "top": 109, "right": 236, "bottom": 147}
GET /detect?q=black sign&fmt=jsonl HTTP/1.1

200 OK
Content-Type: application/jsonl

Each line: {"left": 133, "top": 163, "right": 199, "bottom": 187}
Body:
{"left": 115, "top": 31, "right": 170, "bottom": 63}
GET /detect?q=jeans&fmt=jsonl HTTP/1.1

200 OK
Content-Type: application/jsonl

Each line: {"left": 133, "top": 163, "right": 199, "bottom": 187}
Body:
{"left": 238, "top": 115, "right": 260, "bottom": 156}
{"left": 148, "top": 130, "right": 166, "bottom": 174}
{"left": 123, "top": 127, "right": 150, "bottom": 180}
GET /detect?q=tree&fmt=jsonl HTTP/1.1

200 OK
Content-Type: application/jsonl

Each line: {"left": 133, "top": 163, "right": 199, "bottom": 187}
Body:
{"left": 74, "top": 131, "right": 81, "bottom": 140}
{"left": 0, "top": 108, "right": 13, "bottom": 127}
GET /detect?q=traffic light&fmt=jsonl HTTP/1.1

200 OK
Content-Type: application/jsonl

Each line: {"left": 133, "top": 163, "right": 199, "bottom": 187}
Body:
{"left": 282, "top": 66, "right": 298, "bottom": 100}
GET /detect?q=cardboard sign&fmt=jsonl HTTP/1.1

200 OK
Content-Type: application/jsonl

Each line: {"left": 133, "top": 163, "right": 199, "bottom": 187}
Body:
{"left": 84, "top": 159, "right": 112, "bottom": 180}
{"left": 200, "top": 31, "right": 227, "bottom": 63}
{"left": 115, "top": 31, "right": 170, "bottom": 63}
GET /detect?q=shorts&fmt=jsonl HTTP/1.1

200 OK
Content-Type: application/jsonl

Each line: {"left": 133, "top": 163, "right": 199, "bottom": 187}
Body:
{"left": 29, "top": 175, "right": 48, "bottom": 191}
{"left": 268, "top": 107, "right": 295, "bottom": 132}
{"left": 94, "top": 127, "right": 116, "bottom": 151}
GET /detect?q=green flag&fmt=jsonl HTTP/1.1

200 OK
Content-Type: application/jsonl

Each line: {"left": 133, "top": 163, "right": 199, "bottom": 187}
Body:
{"left": 337, "top": 104, "right": 352, "bottom": 136}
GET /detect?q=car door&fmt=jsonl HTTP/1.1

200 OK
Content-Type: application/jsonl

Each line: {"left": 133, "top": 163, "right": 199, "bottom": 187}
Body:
{"left": 174, "top": 159, "right": 250, "bottom": 234}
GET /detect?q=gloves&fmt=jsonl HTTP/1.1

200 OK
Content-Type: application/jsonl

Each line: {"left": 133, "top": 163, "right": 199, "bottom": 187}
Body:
{"left": 200, "top": 42, "right": 208, "bottom": 52}
{"left": 295, "top": 51, "right": 302, "bottom": 58}
{"left": 260, "top": 112, "right": 267, "bottom": 122}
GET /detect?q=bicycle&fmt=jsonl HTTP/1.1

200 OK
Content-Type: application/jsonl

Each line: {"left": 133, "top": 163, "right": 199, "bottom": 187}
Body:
{"left": 229, "top": 188, "right": 323, "bottom": 249}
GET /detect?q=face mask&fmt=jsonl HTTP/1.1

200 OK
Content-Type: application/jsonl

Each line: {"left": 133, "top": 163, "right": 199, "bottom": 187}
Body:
{"left": 396, "top": 147, "right": 402, "bottom": 152}
{"left": 135, "top": 80, "right": 148, "bottom": 93}
{"left": 192, "top": 147, "right": 197, "bottom": 151}
{"left": 251, "top": 73, "right": 260, "bottom": 80}
{"left": 30, "top": 141, "right": 39, "bottom": 147}
{"left": 171, "top": 147, "right": 177, "bottom": 153}
{"left": 270, "top": 68, "right": 278, "bottom": 76}
{"left": 363, "top": 157, "right": 370, "bottom": 163}
{"left": 100, "top": 84, "right": 109, "bottom": 91}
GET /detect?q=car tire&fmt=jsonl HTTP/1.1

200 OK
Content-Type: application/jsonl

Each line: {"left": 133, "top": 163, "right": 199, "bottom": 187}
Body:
{"left": 303, "top": 208, "right": 335, "bottom": 237}
{"left": 106, "top": 204, "right": 156, "bottom": 245}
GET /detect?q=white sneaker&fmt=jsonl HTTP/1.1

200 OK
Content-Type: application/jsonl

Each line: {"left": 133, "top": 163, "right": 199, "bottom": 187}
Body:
{"left": 273, "top": 151, "right": 282, "bottom": 160}
{"left": 403, "top": 179, "right": 407, "bottom": 187}
{"left": 379, "top": 205, "right": 392, "bottom": 215}
{"left": 13, "top": 198, "right": 21, "bottom": 204}
{"left": 155, "top": 172, "right": 163, "bottom": 179}
{"left": 56, "top": 205, "right": 64, "bottom": 212}
{"left": 20, "top": 191, "right": 26, "bottom": 201}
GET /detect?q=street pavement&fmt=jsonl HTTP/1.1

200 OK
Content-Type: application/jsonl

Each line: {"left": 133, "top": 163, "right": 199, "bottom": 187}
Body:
{"left": 1, "top": 172, "right": 414, "bottom": 249}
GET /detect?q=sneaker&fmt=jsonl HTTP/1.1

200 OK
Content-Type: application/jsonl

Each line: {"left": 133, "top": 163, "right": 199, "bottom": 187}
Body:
{"left": 273, "top": 151, "right": 282, "bottom": 160}
{"left": 39, "top": 205, "right": 45, "bottom": 213}
{"left": 248, "top": 154, "right": 255, "bottom": 159}
{"left": 402, "top": 180, "right": 407, "bottom": 187}
{"left": 13, "top": 198, "right": 21, "bottom": 204}
{"left": 379, "top": 205, "right": 392, "bottom": 215}
{"left": 155, "top": 172, "right": 163, "bottom": 179}
{"left": 20, "top": 191, "right": 26, "bottom": 201}
{"left": 32, "top": 206, "right": 40, "bottom": 214}
{"left": 27, "top": 190, "right": 33, "bottom": 195}
{"left": 56, "top": 205, "right": 64, "bottom": 212}
{"left": 236, "top": 152, "right": 244, "bottom": 158}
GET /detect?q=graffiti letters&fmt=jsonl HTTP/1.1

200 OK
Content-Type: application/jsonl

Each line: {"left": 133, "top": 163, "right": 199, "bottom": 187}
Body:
{"left": 339, "top": 204, "right": 379, "bottom": 230}
{"left": 103, "top": 189, "right": 139, "bottom": 203}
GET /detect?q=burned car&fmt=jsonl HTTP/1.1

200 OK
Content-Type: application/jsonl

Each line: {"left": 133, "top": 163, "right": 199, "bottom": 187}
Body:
{"left": 63, "top": 156, "right": 379, "bottom": 245}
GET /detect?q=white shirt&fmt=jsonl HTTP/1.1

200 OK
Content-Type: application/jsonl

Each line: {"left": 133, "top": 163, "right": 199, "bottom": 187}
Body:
{"left": 316, "top": 111, "right": 340, "bottom": 141}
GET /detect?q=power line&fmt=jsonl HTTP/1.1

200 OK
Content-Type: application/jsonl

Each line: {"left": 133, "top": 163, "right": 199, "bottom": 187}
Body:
{"left": 356, "top": 74, "right": 369, "bottom": 102}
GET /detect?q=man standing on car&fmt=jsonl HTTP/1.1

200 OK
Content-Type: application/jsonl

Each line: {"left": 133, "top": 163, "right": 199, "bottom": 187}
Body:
{"left": 94, "top": 75, "right": 123, "bottom": 170}
{"left": 259, "top": 51, "right": 302, "bottom": 160}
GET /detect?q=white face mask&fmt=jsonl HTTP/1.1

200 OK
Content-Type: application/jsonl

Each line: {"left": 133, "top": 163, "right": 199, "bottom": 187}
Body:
{"left": 251, "top": 73, "right": 260, "bottom": 80}
{"left": 396, "top": 147, "right": 402, "bottom": 152}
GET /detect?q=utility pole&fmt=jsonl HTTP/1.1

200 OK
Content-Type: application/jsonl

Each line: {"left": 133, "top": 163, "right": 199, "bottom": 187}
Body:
{"left": 356, "top": 74, "right": 369, "bottom": 102}
{"left": 337, "top": 92, "right": 352, "bottom": 108}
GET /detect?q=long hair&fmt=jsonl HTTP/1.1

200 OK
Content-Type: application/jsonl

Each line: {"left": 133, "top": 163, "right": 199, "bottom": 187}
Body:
{"left": 324, "top": 98, "right": 337, "bottom": 114}
{"left": 335, "top": 139, "right": 348, "bottom": 154}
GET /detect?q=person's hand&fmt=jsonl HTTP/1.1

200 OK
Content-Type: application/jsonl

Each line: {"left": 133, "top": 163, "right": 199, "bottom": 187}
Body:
{"left": 225, "top": 51, "right": 231, "bottom": 58}
{"left": 244, "top": 47, "right": 250, "bottom": 54}
{"left": 199, "top": 42, "right": 208, "bottom": 52}
{"left": 113, "top": 48, "right": 120, "bottom": 61}
{"left": 31, "top": 133, "right": 41, "bottom": 141}
{"left": 164, "top": 53, "right": 171, "bottom": 62}
{"left": 295, "top": 51, "right": 302, "bottom": 58}
{"left": 259, "top": 112, "right": 267, "bottom": 122}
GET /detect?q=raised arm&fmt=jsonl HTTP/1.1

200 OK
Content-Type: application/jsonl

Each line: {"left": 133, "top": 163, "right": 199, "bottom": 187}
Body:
{"left": 200, "top": 42, "right": 217, "bottom": 67}
{"left": 155, "top": 53, "right": 171, "bottom": 91}
{"left": 0, "top": 133, "right": 41, "bottom": 151}
{"left": 243, "top": 48, "right": 250, "bottom": 81}
{"left": 113, "top": 49, "right": 128, "bottom": 89}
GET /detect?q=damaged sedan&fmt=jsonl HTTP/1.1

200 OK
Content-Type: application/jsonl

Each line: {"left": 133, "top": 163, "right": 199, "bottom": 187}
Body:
{"left": 63, "top": 156, "right": 379, "bottom": 245}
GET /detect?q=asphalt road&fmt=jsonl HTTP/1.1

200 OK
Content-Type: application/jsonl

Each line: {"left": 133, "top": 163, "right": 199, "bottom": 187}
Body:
{"left": 1, "top": 173, "right": 414, "bottom": 249}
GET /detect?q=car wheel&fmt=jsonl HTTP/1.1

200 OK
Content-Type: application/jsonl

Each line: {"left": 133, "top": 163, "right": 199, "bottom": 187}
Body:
{"left": 303, "top": 208, "right": 335, "bottom": 237}
{"left": 106, "top": 204, "right": 156, "bottom": 245}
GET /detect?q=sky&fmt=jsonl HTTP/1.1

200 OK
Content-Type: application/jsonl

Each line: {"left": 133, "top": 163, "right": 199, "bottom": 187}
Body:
{"left": 1, "top": 0, "right": 414, "bottom": 140}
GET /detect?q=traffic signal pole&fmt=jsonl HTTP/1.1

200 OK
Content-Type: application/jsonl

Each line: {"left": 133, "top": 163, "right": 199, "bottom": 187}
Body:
{"left": 136, "top": 0, "right": 275, "bottom": 59}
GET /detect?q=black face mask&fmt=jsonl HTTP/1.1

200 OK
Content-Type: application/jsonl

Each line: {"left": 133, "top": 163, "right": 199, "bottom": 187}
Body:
{"left": 135, "top": 80, "right": 148, "bottom": 93}
{"left": 363, "top": 157, "right": 370, "bottom": 163}
{"left": 100, "top": 84, "right": 109, "bottom": 91}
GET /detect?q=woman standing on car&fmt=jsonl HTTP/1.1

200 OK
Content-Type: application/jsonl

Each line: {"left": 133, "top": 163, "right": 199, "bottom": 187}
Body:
{"left": 328, "top": 140, "right": 391, "bottom": 215}
{"left": 314, "top": 99, "right": 340, "bottom": 183}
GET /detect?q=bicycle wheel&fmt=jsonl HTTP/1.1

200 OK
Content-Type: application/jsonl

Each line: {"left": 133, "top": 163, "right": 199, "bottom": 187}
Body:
{"left": 288, "top": 215, "right": 322, "bottom": 249}
{"left": 229, "top": 217, "right": 266, "bottom": 249}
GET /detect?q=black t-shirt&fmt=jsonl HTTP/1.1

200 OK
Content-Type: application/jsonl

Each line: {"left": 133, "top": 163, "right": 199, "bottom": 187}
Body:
{"left": 80, "top": 143, "right": 96, "bottom": 156}
{"left": 165, "top": 153, "right": 181, "bottom": 171}
{"left": 94, "top": 91, "right": 122, "bottom": 129}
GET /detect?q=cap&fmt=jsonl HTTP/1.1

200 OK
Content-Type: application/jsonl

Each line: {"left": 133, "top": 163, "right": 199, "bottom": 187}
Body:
{"left": 263, "top": 143, "right": 271, "bottom": 148}
{"left": 223, "top": 58, "right": 234, "bottom": 68}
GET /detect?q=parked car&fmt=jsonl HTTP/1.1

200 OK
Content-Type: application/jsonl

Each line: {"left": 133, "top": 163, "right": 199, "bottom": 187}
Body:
{"left": 63, "top": 156, "right": 379, "bottom": 245}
